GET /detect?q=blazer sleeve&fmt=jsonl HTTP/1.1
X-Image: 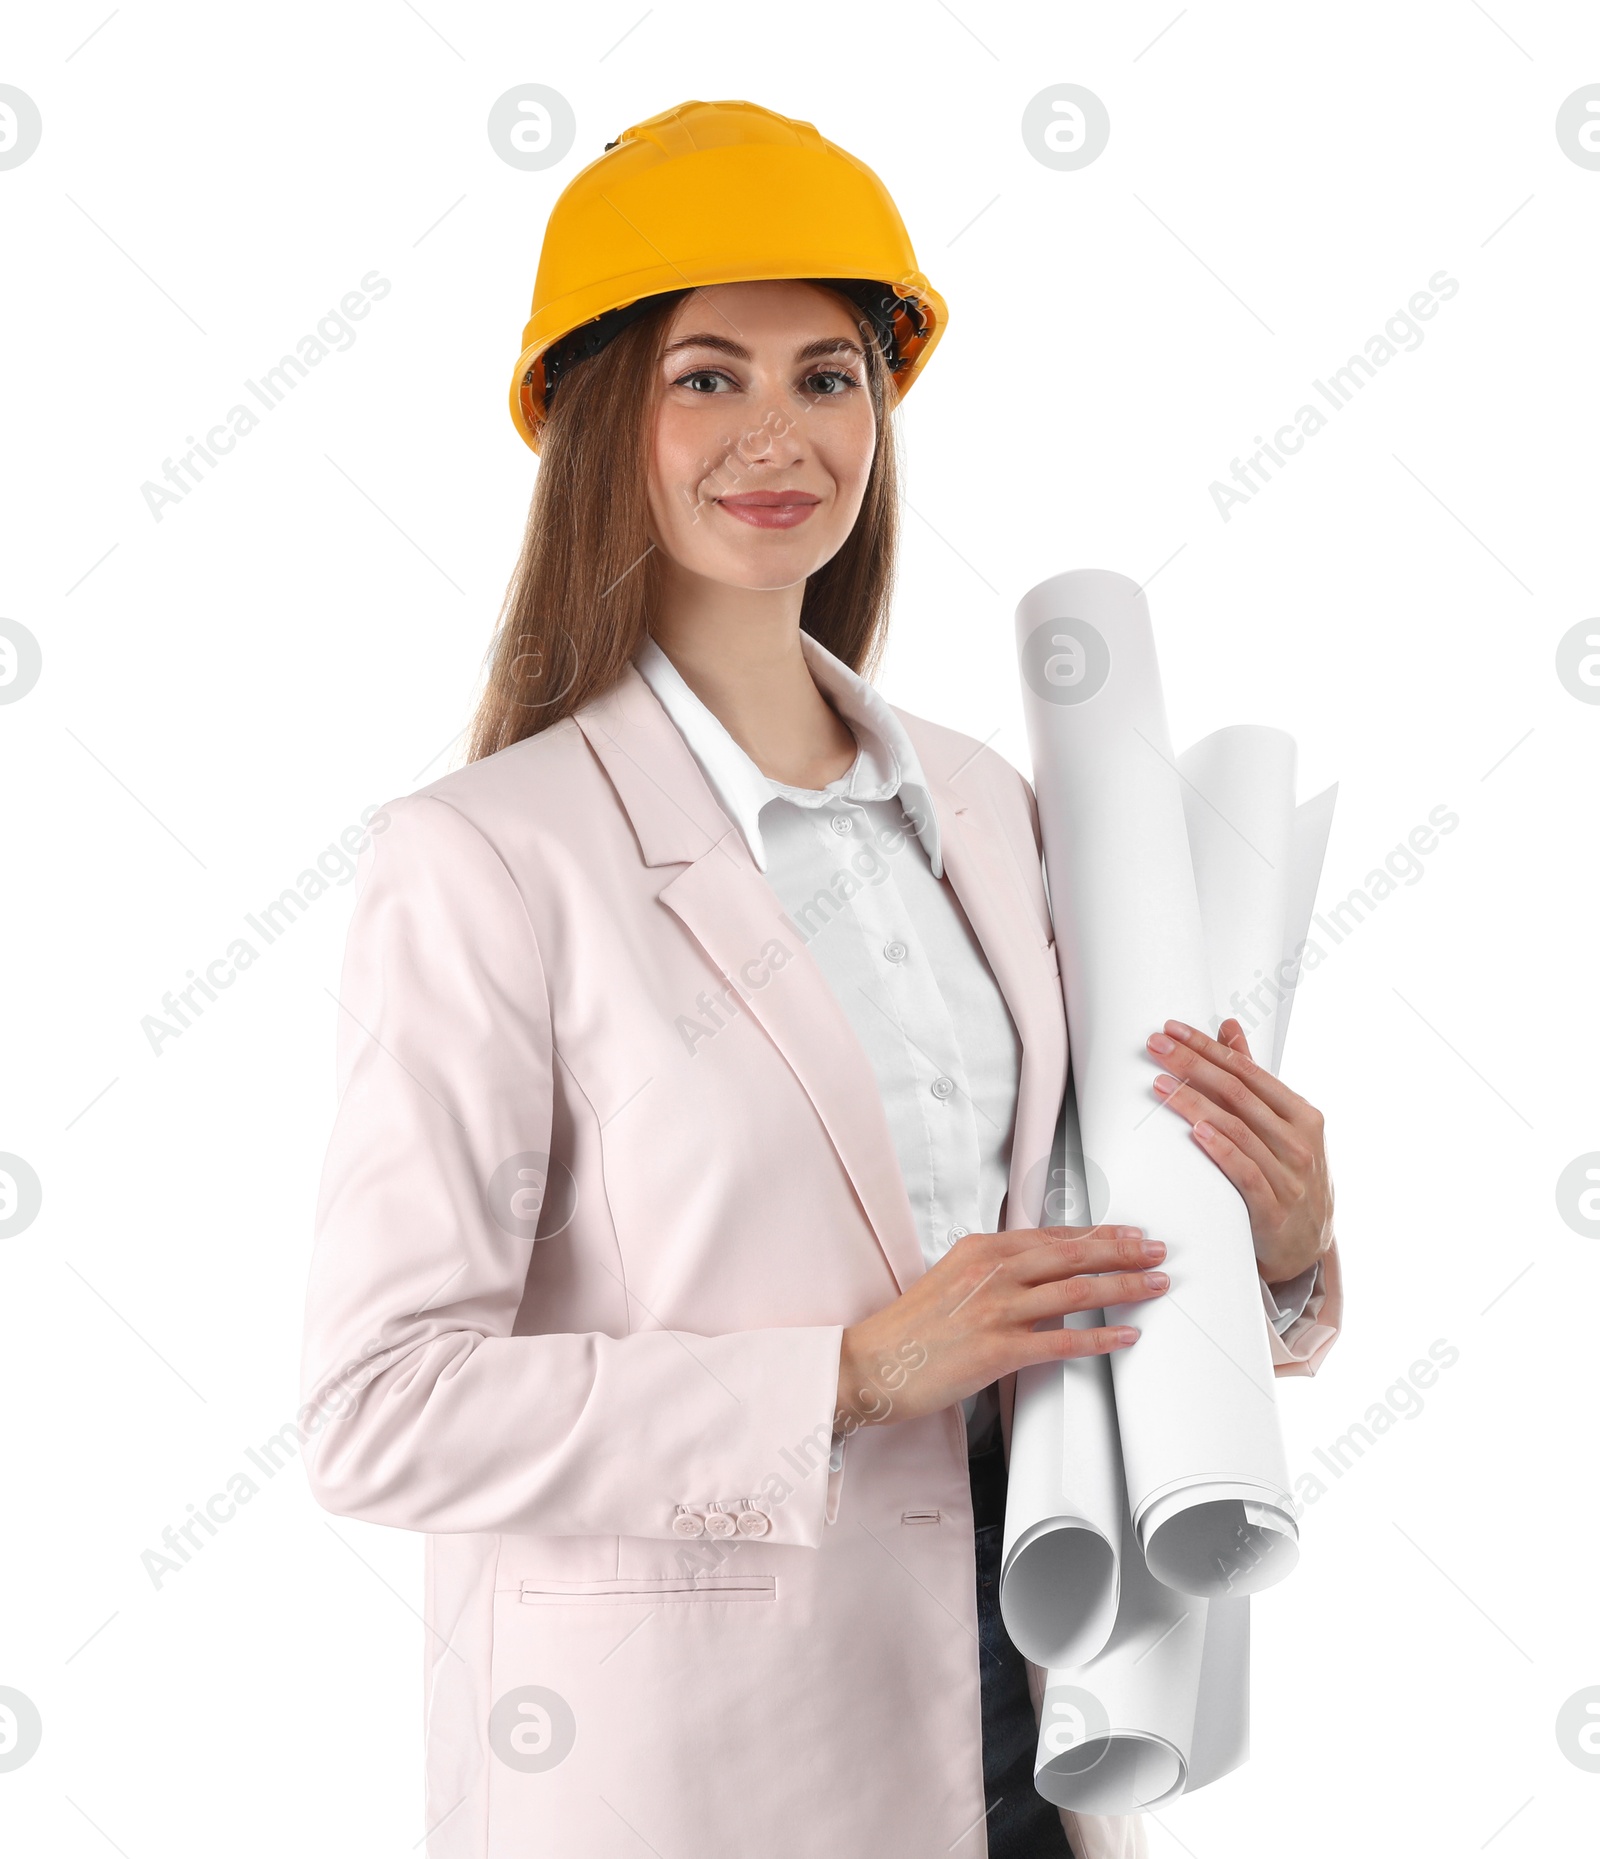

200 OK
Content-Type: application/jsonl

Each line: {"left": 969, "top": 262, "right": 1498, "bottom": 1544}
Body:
{"left": 297, "top": 793, "right": 845, "bottom": 1545}
{"left": 1265, "top": 1238, "right": 1343, "bottom": 1377}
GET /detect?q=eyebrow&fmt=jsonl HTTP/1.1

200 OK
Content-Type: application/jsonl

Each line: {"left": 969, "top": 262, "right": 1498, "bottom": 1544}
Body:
{"left": 662, "top": 332, "right": 867, "bottom": 364}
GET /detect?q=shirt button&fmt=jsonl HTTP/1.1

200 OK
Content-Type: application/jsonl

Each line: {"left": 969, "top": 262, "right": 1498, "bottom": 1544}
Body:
{"left": 671, "top": 1510, "right": 706, "bottom": 1538}
{"left": 736, "top": 1509, "right": 771, "bottom": 1538}
{"left": 930, "top": 1076, "right": 955, "bottom": 1101}
{"left": 883, "top": 940, "right": 907, "bottom": 963}
{"left": 703, "top": 1508, "right": 738, "bottom": 1538}
{"left": 948, "top": 1225, "right": 970, "bottom": 1242}
{"left": 829, "top": 813, "right": 854, "bottom": 834}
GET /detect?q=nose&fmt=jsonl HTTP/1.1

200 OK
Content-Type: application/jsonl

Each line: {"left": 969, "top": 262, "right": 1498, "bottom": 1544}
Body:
{"left": 728, "top": 403, "right": 803, "bottom": 472}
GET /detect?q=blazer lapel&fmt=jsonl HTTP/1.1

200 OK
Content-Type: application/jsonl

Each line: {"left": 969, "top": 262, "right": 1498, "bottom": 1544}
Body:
{"left": 575, "top": 666, "right": 927, "bottom": 1296}
{"left": 574, "top": 667, "right": 1069, "bottom": 1286}
{"left": 656, "top": 855, "right": 928, "bottom": 1294}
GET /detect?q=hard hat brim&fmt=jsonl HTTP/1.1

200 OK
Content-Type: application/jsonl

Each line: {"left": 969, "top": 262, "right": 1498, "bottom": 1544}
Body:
{"left": 509, "top": 268, "right": 946, "bottom": 454}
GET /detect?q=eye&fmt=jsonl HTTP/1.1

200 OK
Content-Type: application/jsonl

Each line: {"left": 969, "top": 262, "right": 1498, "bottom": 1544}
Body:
{"left": 803, "top": 369, "right": 861, "bottom": 397}
{"left": 673, "top": 368, "right": 734, "bottom": 393}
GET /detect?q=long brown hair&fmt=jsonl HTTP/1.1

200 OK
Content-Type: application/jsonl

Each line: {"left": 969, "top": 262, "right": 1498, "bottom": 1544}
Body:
{"left": 466, "top": 284, "right": 902, "bottom": 763}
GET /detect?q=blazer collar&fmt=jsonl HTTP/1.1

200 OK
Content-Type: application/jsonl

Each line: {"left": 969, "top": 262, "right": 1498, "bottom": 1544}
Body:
{"left": 572, "top": 660, "right": 745, "bottom": 869}
{"left": 629, "top": 632, "right": 943, "bottom": 877}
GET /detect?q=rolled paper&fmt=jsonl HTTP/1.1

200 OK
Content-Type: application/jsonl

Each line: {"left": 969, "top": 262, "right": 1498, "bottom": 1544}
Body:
{"left": 1274, "top": 782, "right": 1338, "bottom": 1077}
{"left": 1034, "top": 1499, "right": 1253, "bottom": 1814}
{"left": 1184, "top": 1590, "right": 1251, "bottom": 1793}
{"left": 1177, "top": 726, "right": 1297, "bottom": 1062}
{"left": 1016, "top": 568, "right": 1335, "bottom": 1809}
{"left": 1175, "top": 725, "right": 1337, "bottom": 1074}
{"left": 1004, "top": 1330, "right": 1124, "bottom": 1671}
{"left": 1001, "top": 1084, "right": 1125, "bottom": 1670}
{"left": 1034, "top": 1488, "right": 1210, "bottom": 1813}
{"left": 1015, "top": 568, "right": 1297, "bottom": 1600}
{"left": 1151, "top": 730, "right": 1322, "bottom": 1797}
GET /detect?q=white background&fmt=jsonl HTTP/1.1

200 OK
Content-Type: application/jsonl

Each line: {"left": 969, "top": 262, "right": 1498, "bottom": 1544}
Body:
{"left": 3, "top": 3, "right": 1597, "bottom": 1854}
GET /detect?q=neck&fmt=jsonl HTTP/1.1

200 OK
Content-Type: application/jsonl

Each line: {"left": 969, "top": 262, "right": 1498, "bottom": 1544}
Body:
{"left": 648, "top": 561, "right": 858, "bottom": 788}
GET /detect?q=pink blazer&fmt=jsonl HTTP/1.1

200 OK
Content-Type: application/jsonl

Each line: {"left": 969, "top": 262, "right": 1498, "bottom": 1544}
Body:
{"left": 299, "top": 661, "right": 1343, "bottom": 1859}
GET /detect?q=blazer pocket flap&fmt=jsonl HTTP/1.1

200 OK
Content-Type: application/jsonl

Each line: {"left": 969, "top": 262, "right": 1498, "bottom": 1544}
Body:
{"left": 516, "top": 1576, "right": 776, "bottom": 1605}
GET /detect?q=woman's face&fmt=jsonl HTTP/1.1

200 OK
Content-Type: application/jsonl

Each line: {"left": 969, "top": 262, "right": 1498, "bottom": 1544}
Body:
{"left": 646, "top": 281, "right": 878, "bottom": 593}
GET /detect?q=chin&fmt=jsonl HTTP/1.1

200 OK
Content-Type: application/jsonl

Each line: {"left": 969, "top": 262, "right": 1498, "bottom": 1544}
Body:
{"left": 715, "top": 574, "right": 815, "bottom": 596}
{"left": 696, "top": 545, "right": 831, "bottom": 593}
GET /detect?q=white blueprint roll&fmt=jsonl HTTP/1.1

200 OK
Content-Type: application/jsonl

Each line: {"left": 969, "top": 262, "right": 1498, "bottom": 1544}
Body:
{"left": 1010, "top": 603, "right": 1336, "bottom": 1807}
{"left": 1034, "top": 1492, "right": 1252, "bottom": 1813}
{"left": 999, "top": 661, "right": 1303, "bottom": 1678}
{"left": 1001, "top": 1085, "right": 1125, "bottom": 1670}
{"left": 1030, "top": 717, "right": 1328, "bottom": 1812}
{"left": 1273, "top": 781, "right": 1338, "bottom": 1076}
{"left": 1175, "top": 725, "right": 1336, "bottom": 1082}
{"left": 1015, "top": 568, "right": 1296, "bottom": 1599}
{"left": 1178, "top": 727, "right": 1296, "bottom": 1071}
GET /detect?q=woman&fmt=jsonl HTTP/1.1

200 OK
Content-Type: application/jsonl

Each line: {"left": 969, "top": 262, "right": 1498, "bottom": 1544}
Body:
{"left": 299, "top": 100, "right": 1341, "bottom": 1859}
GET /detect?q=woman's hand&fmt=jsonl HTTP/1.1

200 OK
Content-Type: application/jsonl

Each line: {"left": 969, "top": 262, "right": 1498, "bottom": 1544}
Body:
{"left": 834, "top": 1225, "right": 1169, "bottom": 1432}
{"left": 1147, "top": 1015, "right": 1334, "bottom": 1285}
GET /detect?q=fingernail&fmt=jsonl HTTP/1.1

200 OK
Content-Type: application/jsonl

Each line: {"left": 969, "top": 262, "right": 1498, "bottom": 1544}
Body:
{"left": 1139, "top": 1239, "right": 1165, "bottom": 1259}
{"left": 1117, "top": 1328, "right": 1140, "bottom": 1344}
{"left": 1194, "top": 1120, "right": 1216, "bottom": 1140}
{"left": 1143, "top": 1271, "right": 1169, "bottom": 1288}
{"left": 1152, "top": 1073, "right": 1177, "bottom": 1095}
{"left": 1165, "top": 1021, "right": 1195, "bottom": 1040}
{"left": 1119, "top": 1225, "right": 1145, "bottom": 1239}
{"left": 1147, "top": 1032, "right": 1175, "bottom": 1054}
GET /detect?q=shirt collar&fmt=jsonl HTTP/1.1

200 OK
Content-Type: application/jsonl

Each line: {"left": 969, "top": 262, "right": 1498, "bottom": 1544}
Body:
{"left": 632, "top": 631, "right": 942, "bottom": 878}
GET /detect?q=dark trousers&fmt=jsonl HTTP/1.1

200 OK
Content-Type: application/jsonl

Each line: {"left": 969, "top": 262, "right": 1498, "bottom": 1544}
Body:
{"left": 971, "top": 1439, "right": 1077, "bottom": 1858}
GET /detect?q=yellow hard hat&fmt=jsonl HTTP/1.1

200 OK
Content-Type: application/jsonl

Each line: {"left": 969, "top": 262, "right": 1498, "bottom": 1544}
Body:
{"left": 509, "top": 98, "right": 948, "bottom": 453}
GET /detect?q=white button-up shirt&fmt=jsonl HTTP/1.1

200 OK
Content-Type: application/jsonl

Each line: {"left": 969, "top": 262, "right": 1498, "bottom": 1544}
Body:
{"left": 632, "top": 632, "right": 1317, "bottom": 1454}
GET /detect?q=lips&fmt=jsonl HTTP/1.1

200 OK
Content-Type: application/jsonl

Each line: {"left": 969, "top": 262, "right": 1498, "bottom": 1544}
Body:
{"left": 714, "top": 491, "right": 821, "bottom": 531}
